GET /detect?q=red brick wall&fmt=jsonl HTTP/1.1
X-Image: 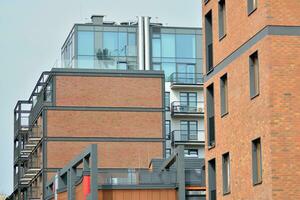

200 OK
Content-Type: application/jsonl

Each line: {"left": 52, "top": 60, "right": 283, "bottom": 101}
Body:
{"left": 269, "top": 35, "right": 300, "bottom": 199}
{"left": 47, "top": 110, "right": 162, "bottom": 138}
{"left": 47, "top": 141, "right": 163, "bottom": 168}
{"left": 204, "top": 37, "right": 273, "bottom": 200}
{"left": 55, "top": 76, "right": 162, "bottom": 108}
{"left": 202, "top": 0, "right": 300, "bottom": 74}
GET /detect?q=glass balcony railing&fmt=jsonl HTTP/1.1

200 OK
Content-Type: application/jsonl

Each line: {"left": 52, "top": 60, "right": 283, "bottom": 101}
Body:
{"left": 98, "top": 170, "right": 176, "bottom": 186}
{"left": 171, "top": 101, "right": 204, "bottom": 116}
{"left": 171, "top": 130, "right": 205, "bottom": 144}
{"left": 169, "top": 72, "right": 203, "bottom": 86}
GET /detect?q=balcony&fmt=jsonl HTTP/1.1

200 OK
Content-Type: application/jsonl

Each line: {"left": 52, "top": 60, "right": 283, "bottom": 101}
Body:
{"left": 171, "top": 101, "right": 204, "bottom": 117}
{"left": 169, "top": 73, "right": 203, "bottom": 89}
{"left": 14, "top": 101, "right": 32, "bottom": 139}
{"left": 171, "top": 130, "right": 205, "bottom": 146}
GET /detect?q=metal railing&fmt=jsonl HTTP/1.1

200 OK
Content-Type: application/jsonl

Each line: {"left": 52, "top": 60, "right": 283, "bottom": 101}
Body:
{"left": 169, "top": 72, "right": 203, "bottom": 85}
{"left": 171, "top": 130, "right": 205, "bottom": 143}
{"left": 98, "top": 170, "right": 177, "bottom": 186}
{"left": 171, "top": 101, "right": 204, "bottom": 115}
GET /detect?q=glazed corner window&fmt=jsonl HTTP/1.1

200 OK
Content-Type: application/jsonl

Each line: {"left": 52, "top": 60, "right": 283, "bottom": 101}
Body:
{"left": 220, "top": 73, "right": 228, "bottom": 116}
{"left": 249, "top": 51, "right": 259, "bottom": 98}
{"left": 218, "top": 0, "right": 226, "bottom": 39}
{"left": 165, "top": 92, "right": 170, "bottom": 111}
{"left": 247, "top": 0, "right": 257, "bottom": 15}
{"left": 252, "top": 138, "right": 262, "bottom": 185}
{"left": 222, "top": 152, "right": 230, "bottom": 194}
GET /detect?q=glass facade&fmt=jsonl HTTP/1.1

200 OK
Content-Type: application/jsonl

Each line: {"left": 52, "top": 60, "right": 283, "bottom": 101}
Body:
{"left": 61, "top": 25, "right": 202, "bottom": 78}
{"left": 62, "top": 26, "right": 138, "bottom": 70}
{"left": 151, "top": 29, "right": 202, "bottom": 81}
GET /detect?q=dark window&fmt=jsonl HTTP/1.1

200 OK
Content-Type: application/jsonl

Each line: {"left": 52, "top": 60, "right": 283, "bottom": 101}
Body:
{"left": 247, "top": 0, "right": 257, "bottom": 14}
{"left": 205, "top": 10, "right": 213, "bottom": 73}
{"left": 166, "top": 148, "right": 171, "bottom": 158}
{"left": 208, "top": 159, "right": 216, "bottom": 200}
{"left": 165, "top": 92, "right": 170, "bottom": 111}
{"left": 218, "top": 0, "right": 226, "bottom": 39}
{"left": 222, "top": 152, "right": 230, "bottom": 194}
{"left": 249, "top": 51, "right": 259, "bottom": 98}
{"left": 220, "top": 74, "right": 228, "bottom": 116}
{"left": 165, "top": 120, "right": 171, "bottom": 139}
{"left": 252, "top": 138, "right": 262, "bottom": 185}
{"left": 207, "top": 84, "right": 215, "bottom": 147}
{"left": 184, "top": 149, "right": 198, "bottom": 157}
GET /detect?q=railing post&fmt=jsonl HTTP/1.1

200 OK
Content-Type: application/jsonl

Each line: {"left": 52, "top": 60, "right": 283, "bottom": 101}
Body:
{"left": 176, "top": 145, "right": 186, "bottom": 200}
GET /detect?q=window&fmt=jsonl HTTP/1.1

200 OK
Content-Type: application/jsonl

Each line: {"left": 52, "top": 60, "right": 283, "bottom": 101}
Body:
{"left": 103, "top": 32, "right": 119, "bottom": 56}
{"left": 78, "top": 31, "right": 94, "bottom": 56}
{"left": 165, "top": 120, "right": 171, "bottom": 139}
{"left": 247, "top": 0, "right": 257, "bottom": 15}
{"left": 176, "top": 34, "right": 196, "bottom": 58}
{"left": 249, "top": 51, "right": 259, "bottom": 98}
{"left": 218, "top": 0, "right": 227, "bottom": 39}
{"left": 180, "top": 92, "right": 197, "bottom": 113}
{"left": 152, "top": 63, "right": 161, "bottom": 71}
{"left": 162, "top": 63, "right": 176, "bottom": 80}
{"left": 78, "top": 31, "right": 94, "bottom": 68}
{"left": 166, "top": 148, "right": 171, "bottom": 158}
{"left": 222, "top": 152, "right": 230, "bottom": 194}
{"left": 205, "top": 11, "right": 213, "bottom": 73}
{"left": 161, "top": 34, "right": 176, "bottom": 58}
{"left": 252, "top": 138, "right": 262, "bottom": 185}
{"left": 184, "top": 149, "right": 198, "bottom": 157}
{"left": 165, "top": 92, "right": 170, "bottom": 111}
{"left": 180, "top": 120, "right": 198, "bottom": 141}
{"left": 152, "top": 38, "right": 161, "bottom": 58}
{"left": 208, "top": 159, "right": 216, "bottom": 200}
{"left": 127, "top": 33, "right": 137, "bottom": 56}
{"left": 220, "top": 73, "right": 228, "bottom": 116}
{"left": 207, "top": 84, "right": 215, "bottom": 147}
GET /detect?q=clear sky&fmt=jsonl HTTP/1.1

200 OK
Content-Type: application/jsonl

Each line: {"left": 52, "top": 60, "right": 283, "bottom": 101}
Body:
{"left": 0, "top": 0, "right": 202, "bottom": 195}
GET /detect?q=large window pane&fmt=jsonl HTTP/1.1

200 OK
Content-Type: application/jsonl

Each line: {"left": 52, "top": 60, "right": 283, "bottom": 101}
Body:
{"left": 103, "top": 32, "right": 118, "bottom": 56}
{"left": 118, "top": 32, "right": 127, "bottom": 56}
{"left": 161, "top": 34, "right": 175, "bottom": 58}
{"left": 176, "top": 34, "right": 196, "bottom": 58}
{"left": 78, "top": 31, "right": 94, "bottom": 56}
{"left": 78, "top": 56, "right": 94, "bottom": 68}
{"left": 162, "top": 63, "right": 176, "bottom": 80}
{"left": 152, "top": 38, "right": 161, "bottom": 57}
{"left": 128, "top": 33, "right": 137, "bottom": 56}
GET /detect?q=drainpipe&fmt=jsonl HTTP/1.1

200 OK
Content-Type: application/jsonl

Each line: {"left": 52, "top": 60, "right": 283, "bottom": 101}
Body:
{"left": 138, "top": 16, "right": 145, "bottom": 70}
{"left": 144, "top": 16, "right": 151, "bottom": 70}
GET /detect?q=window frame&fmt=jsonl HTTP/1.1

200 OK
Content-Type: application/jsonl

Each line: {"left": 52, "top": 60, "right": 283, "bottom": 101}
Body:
{"left": 165, "top": 120, "right": 171, "bottom": 140}
{"left": 247, "top": 0, "right": 258, "bottom": 16}
{"left": 222, "top": 152, "right": 231, "bottom": 195}
{"left": 206, "top": 83, "right": 215, "bottom": 148}
{"left": 164, "top": 92, "right": 171, "bottom": 111}
{"left": 220, "top": 73, "right": 228, "bottom": 116}
{"left": 218, "top": 0, "right": 227, "bottom": 40}
{"left": 249, "top": 51, "right": 260, "bottom": 99}
{"left": 252, "top": 138, "right": 262, "bottom": 185}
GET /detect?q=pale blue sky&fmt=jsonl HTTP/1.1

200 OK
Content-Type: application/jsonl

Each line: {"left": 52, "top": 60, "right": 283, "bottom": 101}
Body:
{"left": 0, "top": 0, "right": 202, "bottom": 195}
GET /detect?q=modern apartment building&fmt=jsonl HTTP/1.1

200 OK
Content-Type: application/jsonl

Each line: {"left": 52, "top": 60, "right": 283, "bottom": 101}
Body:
{"left": 12, "top": 68, "right": 165, "bottom": 199}
{"left": 203, "top": 0, "right": 300, "bottom": 199}
{"left": 10, "top": 16, "right": 206, "bottom": 200}
{"left": 61, "top": 15, "right": 205, "bottom": 159}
